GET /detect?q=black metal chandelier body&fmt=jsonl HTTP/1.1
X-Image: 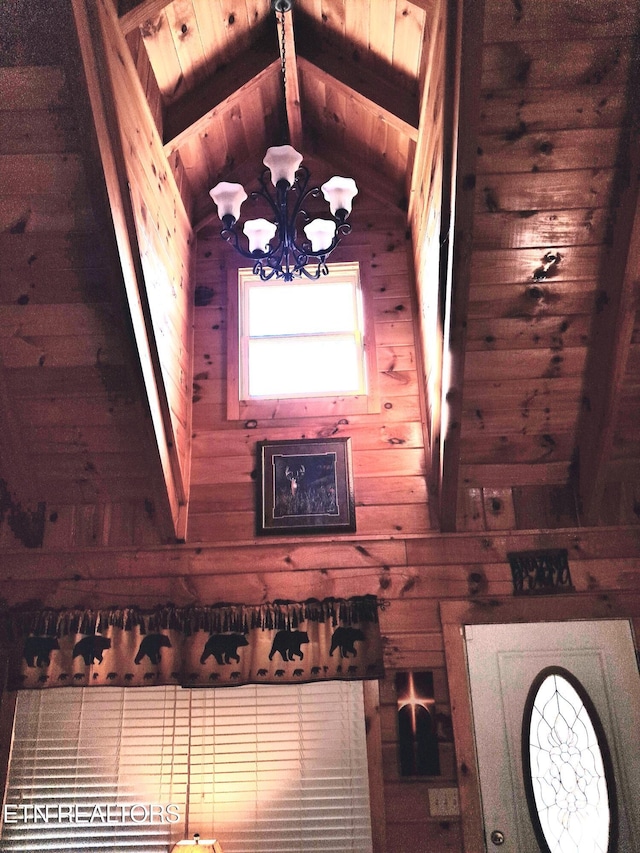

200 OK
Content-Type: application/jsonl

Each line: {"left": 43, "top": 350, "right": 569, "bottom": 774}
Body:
{"left": 208, "top": 0, "right": 357, "bottom": 282}
{"left": 216, "top": 166, "right": 353, "bottom": 282}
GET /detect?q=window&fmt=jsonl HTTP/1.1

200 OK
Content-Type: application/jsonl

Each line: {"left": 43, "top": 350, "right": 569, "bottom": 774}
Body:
{"left": 1, "top": 681, "right": 373, "bottom": 853}
{"left": 228, "top": 261, "right": 378, "bottom": 419}
{"left": 522, "top": 667, "right": 617, "bottom": 853}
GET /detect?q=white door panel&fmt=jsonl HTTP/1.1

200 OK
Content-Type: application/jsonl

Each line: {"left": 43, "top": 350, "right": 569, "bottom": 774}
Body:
{"left": 465, "top": 621, "right": 640, "bottom": 853}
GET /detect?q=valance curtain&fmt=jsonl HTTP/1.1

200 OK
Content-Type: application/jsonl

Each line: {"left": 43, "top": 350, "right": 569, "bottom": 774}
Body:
{"left": 4, "top": 596, "right": 384, "bottom": 690}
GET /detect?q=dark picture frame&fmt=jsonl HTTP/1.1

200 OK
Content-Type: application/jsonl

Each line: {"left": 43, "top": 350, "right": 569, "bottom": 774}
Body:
{"left": 257, "top": 437, "right": 356, "bottom": 535}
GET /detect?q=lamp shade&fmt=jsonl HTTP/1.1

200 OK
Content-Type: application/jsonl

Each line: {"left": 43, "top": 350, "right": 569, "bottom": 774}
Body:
{"left": 321, "top": 176, "right": 358, "bottom": 218}
{"left": 263, "top": 144, "right": 303, "bottom": 187}
{"left": 171, "top": 835, "right": 223, "bottom": 853}
{"left": 243, "top": 218, "right": 277, "bottom": 253}
{"left": 303, "top": 218, "right": 337, "bottom": 253}
{"left": 209, "top": 182, "right": 247, "bottom": 223}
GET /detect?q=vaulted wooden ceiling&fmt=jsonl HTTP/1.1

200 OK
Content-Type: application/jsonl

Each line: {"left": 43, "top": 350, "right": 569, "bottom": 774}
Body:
{"left": 118, "top": 0, "right": 428, "bottom": 222}
{"left": 1, "top": 0, "right": 639, "bottom": 542}
{"left": 108, "top": 0, "right": 640, "bottom": 530}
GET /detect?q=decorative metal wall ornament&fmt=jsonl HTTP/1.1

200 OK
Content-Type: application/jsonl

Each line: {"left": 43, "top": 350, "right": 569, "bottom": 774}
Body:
{"left": 507, "top": 548, "right": 573, "bottom": 595}
{"left": 208, "top": 1, "right": 357, "bottom": 281}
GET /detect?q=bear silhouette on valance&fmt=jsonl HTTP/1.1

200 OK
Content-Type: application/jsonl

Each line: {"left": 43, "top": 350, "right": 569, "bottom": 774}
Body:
{"left": 5, "top": 597, "right": 384, "bottom": 689}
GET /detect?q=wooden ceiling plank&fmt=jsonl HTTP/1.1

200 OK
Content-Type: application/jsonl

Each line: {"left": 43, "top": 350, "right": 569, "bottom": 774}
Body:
{"left": 483, "top": 0, "right": 640, "bottom": 42}
{"left": 367, "top": 0, "right": 395, "bottom": 79}
{"left": 136, "top": 11, "right": 183, "bottom": 102}
{"left": 298, "top": 55, "right": 418, "bottom": 142}
{"left": 164, "top": 53, "right": 279, "bottom": 151}
{"left": 392, "top": 0, "right": 427, "bottom": 83}
{"left": 460, "top": 461, "right": 571, "bottom": 488}
{"left": 163, "top": 1, "right": 209, "bottom": 96}
{"left": 577, "top": 124, "right": 640, "bottom": 523}
{"left": 119, "top": 0, "right": 173, "bottom": 35}
{"left": 482, "top": 38, "right": 633, "bottom": 91}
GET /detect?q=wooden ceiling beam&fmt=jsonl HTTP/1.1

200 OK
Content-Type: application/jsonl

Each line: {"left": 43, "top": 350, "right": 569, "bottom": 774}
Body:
{"left": 298, "top": 56, "right": 418, "bottom": 143}
{"left": 119, "top": 0, "right": 172, "bottom": 35}
{"left": 438, "top": 0, "right": 486, "bottom": 532}
{"left": 279, "top": 7, "right": 303, "bottom": 150}
{"left": 72, "top": 0, "right": 185, "bottom": 540}
{"left": 163, "top": 46, "right": 278, "bottom": 151}
{"left": 408, "top": 0, "right": 438, "bottom": 12}
{"left": 576, "top": 123, "right": 640, "bottom": 524}
{"left": 297, "top": 53, "right": 419, "bottom": 142}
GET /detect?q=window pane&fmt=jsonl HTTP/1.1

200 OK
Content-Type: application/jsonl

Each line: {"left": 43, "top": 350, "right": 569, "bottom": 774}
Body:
{"left": 248, "top": 337, "right": 361, "bottom": 397}
{"left": 248, "top": 282, "right": 356, "bottom": 336}
{"left": 523, "top": 669, "right": 616, "bottom": 853}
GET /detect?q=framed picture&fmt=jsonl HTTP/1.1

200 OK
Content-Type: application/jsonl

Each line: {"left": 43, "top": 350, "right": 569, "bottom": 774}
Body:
{"left": 257, "top": 437, "right": 356, "bottom": 535}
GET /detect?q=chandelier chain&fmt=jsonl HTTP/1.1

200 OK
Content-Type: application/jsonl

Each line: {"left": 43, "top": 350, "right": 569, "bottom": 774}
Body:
{"left": 278, "top": 6, "right": 288, "bottom": 141}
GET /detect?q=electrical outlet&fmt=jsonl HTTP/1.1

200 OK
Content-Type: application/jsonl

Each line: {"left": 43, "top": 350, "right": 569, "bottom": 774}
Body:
{"left": 428, "top": 787, "right": 460, "bottom": 817}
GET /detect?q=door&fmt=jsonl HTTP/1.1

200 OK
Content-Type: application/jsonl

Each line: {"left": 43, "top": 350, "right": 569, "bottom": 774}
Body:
{"left": 465, "top": 620, "right": 640, "bottom": 852}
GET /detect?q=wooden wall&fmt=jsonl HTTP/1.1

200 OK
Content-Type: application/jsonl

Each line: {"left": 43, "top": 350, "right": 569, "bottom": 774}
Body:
{"left": 188, "top": 192, "right": 432, "bottom": 543}
{"left": 74, "top": 0, "right": 195, "bottom": 537}
{"left": 2, "top": 6, "right": 640, "bottom": 853}
{"left": 0, "top": 22, "right": 172, "bottom": 548}
{"left": 1, "top": 525, "right": 639, "bottom": 852}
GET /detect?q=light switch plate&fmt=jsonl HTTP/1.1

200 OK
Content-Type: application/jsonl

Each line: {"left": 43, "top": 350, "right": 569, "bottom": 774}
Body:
{"left": 428, "top": 787, "right": 460, "bottom": 816}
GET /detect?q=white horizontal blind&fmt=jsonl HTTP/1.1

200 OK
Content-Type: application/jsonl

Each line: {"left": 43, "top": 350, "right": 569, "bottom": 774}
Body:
{"left": 2, "top": 681, "right": 373, "bottom": 853}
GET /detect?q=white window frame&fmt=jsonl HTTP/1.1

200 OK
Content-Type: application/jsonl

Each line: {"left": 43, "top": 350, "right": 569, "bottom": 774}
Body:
{"left": 227, "top": 257, "right": 379, "bottom": 421}
{"left": 239, "top": 263, "right": 367, "bottom": 402}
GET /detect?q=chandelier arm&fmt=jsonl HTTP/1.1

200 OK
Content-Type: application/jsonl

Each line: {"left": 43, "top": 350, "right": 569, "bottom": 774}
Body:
{"left": 267, "top": 234, "right": 289, "bottom": 271}
{"left": 219, "top": 226, "right": 269, "bottom": 261}
{"left": 287, "top": 178, "right": 352, "bottom": 260}
{"left": 254, "top": 169, "right": 280, "bottom": 217}
{"left": 296, "top": 260, "right": 328, "bottom": 280}
{"left": 297, "top": 217, "right": 352, "bottom": 262}
{"left": 283, "top": 167, "right": 311, "bottom": 233}
{"left": 218, "top": 223, "right": 284, "bottom": 267}
{"left": 320, "top": 221, "right": 351, "bottom": 255}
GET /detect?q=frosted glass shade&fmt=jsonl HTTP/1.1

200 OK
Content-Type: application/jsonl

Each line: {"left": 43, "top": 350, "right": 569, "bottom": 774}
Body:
{"left": 304, "top": 218, "right": 337, "bottom": 252}
{"left": 209, "top": 182, "right": 247, "bottom": 222}
{"left": 321, "top": 176, "right": 358, "bottom": 217}
{"left": 263, "top": 144, "right": 303, "bottom": 186}
{"left": 243, "top": 218, "right": 277, "bottom": 253}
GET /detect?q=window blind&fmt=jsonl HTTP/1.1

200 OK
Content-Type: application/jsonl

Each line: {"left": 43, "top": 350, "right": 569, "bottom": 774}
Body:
{"left": 1, "top": 681, "right": 373, "bottom": 853}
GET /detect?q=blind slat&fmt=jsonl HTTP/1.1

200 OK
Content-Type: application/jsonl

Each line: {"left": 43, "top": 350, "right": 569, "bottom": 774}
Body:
{"left": 2, "top": 682, "right": 372, "bottom": 853}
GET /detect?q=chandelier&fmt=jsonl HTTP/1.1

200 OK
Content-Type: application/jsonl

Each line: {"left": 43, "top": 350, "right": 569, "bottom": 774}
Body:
{"left": 208, "top": 1, "right": 357, "bottom": 281}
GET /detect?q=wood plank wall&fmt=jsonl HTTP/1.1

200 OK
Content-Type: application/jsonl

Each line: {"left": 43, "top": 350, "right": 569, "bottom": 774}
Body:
{"left": 1, "top": 525, "right": 639, "bottom": 853}
{"left": 88, "top": 0, "right": 196, "bottom": 532}
{"left": 189, "top": 192, "right": 432, "bottom": 542}
{"left": 0, "top": 51, "right": 169, "bottom": 549}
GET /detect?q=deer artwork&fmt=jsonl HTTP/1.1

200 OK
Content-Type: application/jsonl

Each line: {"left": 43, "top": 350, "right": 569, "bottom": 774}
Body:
{"left": 285, "top": 463, "right": 305, "bottom": 497}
